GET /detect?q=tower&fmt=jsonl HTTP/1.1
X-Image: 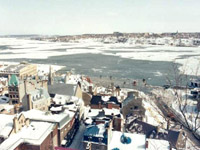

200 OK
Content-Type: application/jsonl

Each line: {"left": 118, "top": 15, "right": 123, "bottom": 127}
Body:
{"left": 48, "top": 65, "right": 53, "bottom": 85}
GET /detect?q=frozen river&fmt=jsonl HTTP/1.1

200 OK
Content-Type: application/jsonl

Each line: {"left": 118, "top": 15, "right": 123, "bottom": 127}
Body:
{"left": 0, "top": 38, "right": 199, "bottom": 86}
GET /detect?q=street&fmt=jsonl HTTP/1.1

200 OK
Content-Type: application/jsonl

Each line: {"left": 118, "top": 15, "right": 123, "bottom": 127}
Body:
{"left": 68, "top": 123, "right": 86, "bottom": 150}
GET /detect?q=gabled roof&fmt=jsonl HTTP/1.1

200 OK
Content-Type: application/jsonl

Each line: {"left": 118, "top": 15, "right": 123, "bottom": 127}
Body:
{"left": 48, "top": 83, "right": 77, "bottom": 97}
{"left": 90, "top": 95, "right": 103, "bottom": 105}
{"left": 8, "top": 75, "right": 19, "bottom": 86}
{"left": 28, "top": 88, "right": 50, "bottom": 102}
{"left": 84, "top": 124, "right": 106, "bottom": 138}
{"left": 90, "top": 95, "right": 121, "bottom": 106}
{"left": 126, "top": 119, "right": 181, "bottom": 148}
{"left": 109, "top": 96, "right": 121, "bottom": 106}
{"left": 123, "top": 95, "right": 134, "bottom": 107}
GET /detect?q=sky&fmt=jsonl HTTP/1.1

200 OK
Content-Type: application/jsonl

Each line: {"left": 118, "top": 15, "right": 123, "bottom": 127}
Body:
{"left": 0, "top": 0, "right": 200, "bottom": 35}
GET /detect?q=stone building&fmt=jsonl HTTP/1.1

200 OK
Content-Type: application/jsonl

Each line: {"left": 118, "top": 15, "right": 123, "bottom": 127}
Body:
{"left": 0, "top": 62, "right": 37, "bottom": 79}
{"left": 25, "top": 88, "right": 51, "bottom": 111}
{"left": 122, "top": 91, "right": 145, "bottom": 120}
{"left": 8, "top": 75, "right": 48, "bottom": 112}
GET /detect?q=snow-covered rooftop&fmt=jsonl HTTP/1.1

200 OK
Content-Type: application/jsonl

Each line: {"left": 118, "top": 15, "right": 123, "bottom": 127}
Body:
{"left": 108, "top": 131, "right": 146, "bottom": 150}
{"left": 147, "top": 139, "right": 170, "bottom": 150}
{"left": 0, "top": 114, "right": 14, "bottom": 138}
{"left": 23, "top": 109, "right": 74, "bottom": 129}
{"left": 0, "top": 104, "right": 14, "bottom": 113}
{"left": 0, "top": 121, "right": 54, "bottom": 150}
{"left": 0, "top": 95, "right": 9, "bottom": 104}
{"left": 84, "top": 124, "right": 106, "bottom": 138}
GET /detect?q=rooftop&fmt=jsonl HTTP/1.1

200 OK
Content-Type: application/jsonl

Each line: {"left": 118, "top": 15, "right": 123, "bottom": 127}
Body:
{"left": 8, "top": 74, "right": 19, "bottom": 86}
{"left": 0, "top": 114, "right": 14, "bottom": 138}
{"left": 0, "top": 121, "right": 54, "bottom": 150}
{"left": 48, "top": 83, "right": 77, "bottom": 96}
{"left": 108, "top": 131, "right": 146, "bottom": 150}
{"left": 84, "top": 124, "right": 106, "bottom": 138}
{"left": 126, "top": 119, "right": 182, "bottom": 148}
{"left": 28, "top": 88, "right": 50, "bottom": 102}
{"left": 23, "top": 109, "right": 74, "bottom": 129}
{"left": 147, "top": 139, "right": 170, "bottom": 150}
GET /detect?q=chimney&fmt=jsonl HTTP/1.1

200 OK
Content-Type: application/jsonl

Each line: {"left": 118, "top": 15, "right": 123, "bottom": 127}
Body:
{"left": 145, "top": 141, "right": 149, "bottom": 148}
{"left": 27, "top": 94, "right": 32, "bottom": 110}
{"left": 24, "top": 80, "right": 27, "bottom": 94}
{"left": 35, "top": 75, "right": 38, "bottom": 81}
{"left": 13, "top": 117, "right": 19, "bottom": 133}
{"left": 89, "top": 86, "right": 93, "bottom": 94}
{"left": 98, "top": 102, "right": 102, "bottom": 109}
{"left": 25, "top": 118, "right": 30, "bottom": 127}
{"left": 107, "top": 103, "right": 113, "bottom": 109}
{"left": 8, "top": 74, "right": 11, "bottom": 82}
{"left": 64, "top": 72, "right": 70, "bottom": 84}
{"left": 116, "top": 86, "right": 121, "bottom": 96}
{"left": 48, "top": 65, "right": 53, "bottom": 85}
{"left": 167, "top": 119, "right": 170, "bottom": 130}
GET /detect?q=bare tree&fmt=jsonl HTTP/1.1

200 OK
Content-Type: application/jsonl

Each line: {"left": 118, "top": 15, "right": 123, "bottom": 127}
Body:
{"left": 165, "top": 61, "right": 200, "bottom": 139}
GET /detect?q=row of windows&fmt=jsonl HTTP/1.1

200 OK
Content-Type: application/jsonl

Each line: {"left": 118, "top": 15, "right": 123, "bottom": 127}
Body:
{"left": 9, "top": 94, "right": 19, "bottom": 99}
{"left": 9, "top": 88, "right": 18, "bottom": 92}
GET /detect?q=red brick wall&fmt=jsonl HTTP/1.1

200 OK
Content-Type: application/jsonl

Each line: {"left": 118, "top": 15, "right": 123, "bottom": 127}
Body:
{"left": 52, "top": 124, "right": 59, "bottom": 147}
{"left": 15, "top": 132, "right": 53, "bottom": 150}
{"left": 91, "top": 104, "right": 103, "bottom": 109}
{"left": 107, "top": 103, "right": 113, "bottom": 109}
{"left": 91, "top": 104, "right": 120, "bottom": 109}
{"left": 40, "top": 133, "right": 53, "bottom": 150}
{"left": 15, "top": 144, "right": 40, "bottom": 150}
{"left": 58, "top": 114, "right": 75, "bottom": 145}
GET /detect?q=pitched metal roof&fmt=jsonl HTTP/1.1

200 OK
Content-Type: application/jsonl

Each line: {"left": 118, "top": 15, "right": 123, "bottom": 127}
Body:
{"left": 48, "top": 83, "right": 77, "bottom": 96}
{"left": 90, "top": 95, "right": 103, "bottom": 105}
{"left": 127, "top": 119, "right": 181, "bottom": 148}
{"left": 8, "top": 75, "right": 19, "bottom": 86}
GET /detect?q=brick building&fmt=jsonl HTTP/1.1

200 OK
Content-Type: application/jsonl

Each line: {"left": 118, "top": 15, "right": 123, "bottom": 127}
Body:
{"left": 90, "top": 95, "right": 121, "bottom": 109}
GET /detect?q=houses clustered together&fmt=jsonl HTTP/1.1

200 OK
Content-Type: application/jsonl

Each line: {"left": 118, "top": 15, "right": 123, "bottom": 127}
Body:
{"left": 37, "top": 32, "right": 200, "bottom": 47}
{"left": 0, "top": 62, "right": 187, "bottom": 150}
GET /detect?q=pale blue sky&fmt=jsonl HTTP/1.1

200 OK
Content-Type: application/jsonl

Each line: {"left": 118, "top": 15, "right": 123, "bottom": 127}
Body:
{"left": 0, "top": 0, "right": 199, "bottom": 35}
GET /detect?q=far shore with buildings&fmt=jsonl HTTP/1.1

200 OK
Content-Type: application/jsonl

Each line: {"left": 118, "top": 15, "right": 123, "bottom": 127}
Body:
{"left": 29, "top": 32, "right": 200, "bottom": 47}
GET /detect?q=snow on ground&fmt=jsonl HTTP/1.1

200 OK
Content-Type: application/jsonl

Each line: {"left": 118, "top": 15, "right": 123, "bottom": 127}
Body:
{"left": 152, "top": 87, "right": 200, "bottom": 138}
{"left": 0, "top": 38, "right": 200, "bottom": 75}
{"left": 143, "top": 97, "right": 167, "bottom": 127}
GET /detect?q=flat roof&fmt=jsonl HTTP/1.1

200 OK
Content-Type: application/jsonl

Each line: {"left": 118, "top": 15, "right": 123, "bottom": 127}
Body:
{"left": 0, "top": 121, "right": 54, "bottom": 150}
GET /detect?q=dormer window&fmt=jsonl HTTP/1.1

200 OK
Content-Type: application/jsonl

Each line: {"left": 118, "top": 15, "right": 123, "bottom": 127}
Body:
{"left": 134, "top": 106, "right": 138, "bottom": 110}
{"left": 98, "top": 137, "right": 103, "bottom": 143}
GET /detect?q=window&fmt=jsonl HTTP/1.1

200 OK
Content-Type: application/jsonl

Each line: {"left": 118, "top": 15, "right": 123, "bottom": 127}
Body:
{"left": 134, "top": 106, "right": 138, "bottom": 110}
